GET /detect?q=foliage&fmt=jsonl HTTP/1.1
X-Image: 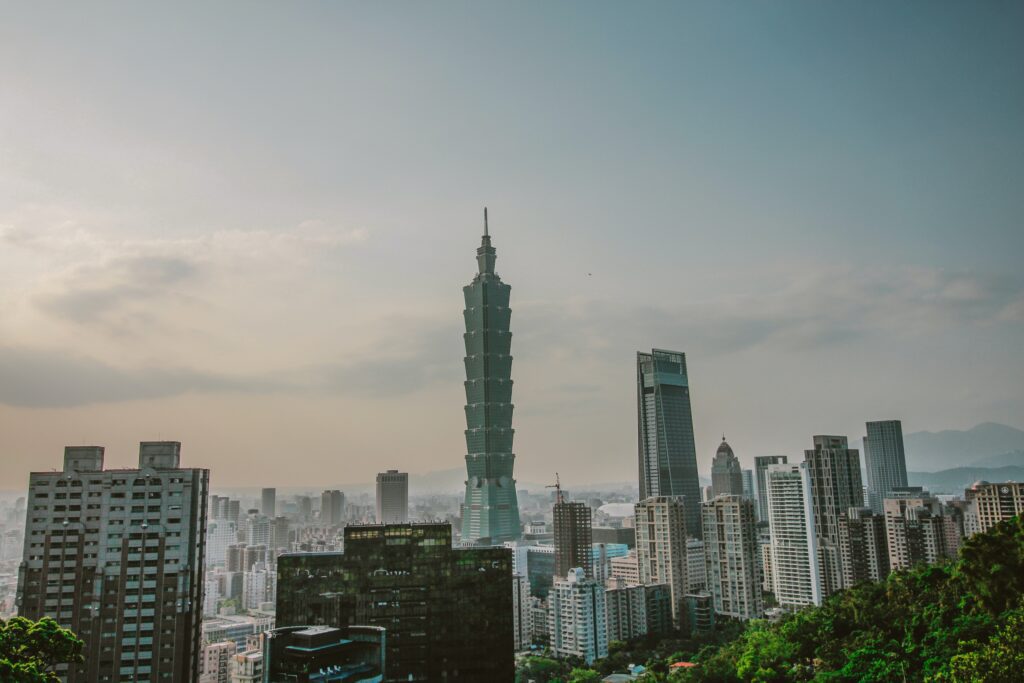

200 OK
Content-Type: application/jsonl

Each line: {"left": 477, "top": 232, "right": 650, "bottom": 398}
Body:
{"left": 0, "top": 617, "right": 84, "bottom": 682}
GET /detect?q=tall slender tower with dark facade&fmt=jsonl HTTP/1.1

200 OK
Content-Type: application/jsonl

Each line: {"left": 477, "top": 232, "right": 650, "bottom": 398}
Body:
{"left": 637, "top": 349, "right": 702, "bottom": 538}
{"left": 461, "top": 210, "right": 521, "bottom": 544}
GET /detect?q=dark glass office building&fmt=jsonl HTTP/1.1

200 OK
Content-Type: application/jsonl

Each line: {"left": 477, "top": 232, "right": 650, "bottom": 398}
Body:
{"left": 263, "top": 625, "right": 385, "bottom": 682}
{"left": 276, "top": 523, "right": 513, "bottom": 682}
{"left": 636, "top": 349, "right": 702, "bottom": 538}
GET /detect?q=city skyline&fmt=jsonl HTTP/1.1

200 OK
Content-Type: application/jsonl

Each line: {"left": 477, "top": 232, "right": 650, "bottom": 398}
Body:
{"left": 1, "top": 2, "right": 1023, "bottom": 489}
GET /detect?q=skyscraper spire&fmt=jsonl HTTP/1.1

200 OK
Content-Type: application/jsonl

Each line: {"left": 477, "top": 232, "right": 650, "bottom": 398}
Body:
{"left": 476, "top": 208, "right": 496, "bottom": 276}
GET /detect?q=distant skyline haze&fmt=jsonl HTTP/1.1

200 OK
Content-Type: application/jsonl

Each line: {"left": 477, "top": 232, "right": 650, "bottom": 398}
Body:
{"left": 0, "top": 2, "right": 1022, "bottom": 488}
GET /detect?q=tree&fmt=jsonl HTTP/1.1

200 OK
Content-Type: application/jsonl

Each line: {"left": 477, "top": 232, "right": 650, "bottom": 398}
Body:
{"left": 0, "top": 617, "right": 84, "bottom": 682}
{"left": 930, "top": 608, "right": 1024, "bottom": 682}
{"left": 568, "top": 668, "right": 603, "bottom": 683}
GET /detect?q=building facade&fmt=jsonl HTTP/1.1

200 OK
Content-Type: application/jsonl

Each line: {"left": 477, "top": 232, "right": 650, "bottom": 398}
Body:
{"left": 884, "top": 492, "right": 962, "bottom": 571}
{"left": 765, "top": 463, "right": 822, "bottom": 608}
{"left": 636, "top": 350, "right": 702, "bottom": 538}
{"left": 634, "top": 496, "right": 688, "bottom": 626}
{"left": 701, "top": 495, "right": 763, "bottom": 620}
{"left": 261, "top": 488, "right": 276, "bottom": 518}
{"left": 262, "top": 625, "right": 385, "bottom": 683}
{"left": 548, "top": 568, "right": 608, "bottom": 665}
{"left": 804, "top": 435, "right": 863, "bottom": 596}
{"left": 375, "top": 471, "right": 409, "bottom": 525}
{"left": 837, "top": 507, "right": 889, "bottom": 587}
{"left": 320, "top": 490, "right": 345, "bottom": 526}
{"left": 17, "top": 443, "right": 208, "bottom": 682}
{"left": 275, "top": 522, "right": 513, "bottom": 682}
{"left": 863, "top": 420, "right": 909, "bottom": 514}
{"left": 753, "top": 455, "right": 788, "bottom": 523}
{"left": 461, "top": 217, "right": 522, "bottom": 544}
{"left": 554, "top": 499, "right": 593, "bottom": 578}
{"left": 963, "top": 481, "right": 1024, "bottom": 536}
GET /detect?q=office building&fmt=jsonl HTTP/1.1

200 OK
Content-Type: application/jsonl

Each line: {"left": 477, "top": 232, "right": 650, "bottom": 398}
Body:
{"left": 296, "top": 496, "right": 313, "bottom": 522}
{"left": 754, "top": 455, "right": 788, "bottom": 523}
{"left": 963, "top": 481, "right": 1024, "bottom": 536}
{"left": 271, "top": 516, "right": 291, "bottom": 551}
{"left": 591, "top": 542, "right": 630, "bottom": 584}
{"left": 525, "top": 544, "right": 557, "bottom": 599}
{"left": 276, "top": 522, "right": 513, "bottom": 682}
{"left": 636, "top": 350, "right": 702, "bottom": 537}
{"left": 549, "top": 568, "right": 608, "bottom": 665}
{"left": 554, "top": 498, "right": 593, "bottom": 578}
{"left": 634, "top": 496, "right": 688, "bottom": 626}
{"left": 17, "top": 442, "right": 208, "bottom": 682}
{"left": 593, "top": 526, "right": 636, "bottom": 548}
{"left": 765, "top": 463, "right": 822, "bottom": 608}
{"left": 884, "top": 491, "right": 962, "bottom": 571}
{"left": 741, "top": 469, "right": 755, "bottom": 500}
{"left": 863, "top": 420, "right": 909, "bottom": 513}
{"left": 262, "top": 625, "right": 385, "bottom": 682}
{"left": 837, "top": 507, "right": 889, "bottom": 587}
{"left": 375, "top": 470, "right": 408, "bottom": 524}
{"left": 320, "top": 490, "right": 345, "bottom": 526}
{"left": 461, "top": 216, "right": 523, "bottom": 544}
{"left": 701, "top": 495, "right": 763, "bottom": 620}
{"left": 261, "top": 488, "right": 276, "bottom": 517}
{"left": 804, "top": 435, "right": 863, "bottom": 596}
{"left": 711, "top": 438, "right": 744, "bottom": 497}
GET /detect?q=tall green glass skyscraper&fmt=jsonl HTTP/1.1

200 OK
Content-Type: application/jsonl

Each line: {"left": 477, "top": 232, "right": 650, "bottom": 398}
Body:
{"left": 461, "top": 213, "right": 522, "bottom": 544}
{"left": 637, "top": 349, "right": 702, "bottom": 538}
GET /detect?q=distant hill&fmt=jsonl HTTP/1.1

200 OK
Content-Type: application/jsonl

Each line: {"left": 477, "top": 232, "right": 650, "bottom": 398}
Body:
{"left": 908, "top": 464, "right": 1024, "bottom": 494}
{"left": 903, "top": 422, "right": 1024, "bottom": 471}
{"left": 970, "top": 450, "right": 1024, "bottom": 468}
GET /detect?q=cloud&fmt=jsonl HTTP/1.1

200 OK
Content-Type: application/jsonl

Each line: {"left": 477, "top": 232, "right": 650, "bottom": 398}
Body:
{"left": 0, "top": 347, "right": 279, "bottom": 408}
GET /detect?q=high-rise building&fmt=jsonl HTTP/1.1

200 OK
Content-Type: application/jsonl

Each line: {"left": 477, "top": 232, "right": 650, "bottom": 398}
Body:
{"left": 262, "top": 626, "right": 385, "bottom": 682}
{"left": 296, "top": 495, "right": 313, "bottom": 521}
{"left": 963, "top": 481, "right": 1024, "bottom": 537}
{"left": 741, "top": 469, "right": 755, "bottom": 501}
{"left": 320, "top": 490, "right": 345, "bottom": 526}
{"left": 686, "top": 538, "right": 706, "bottom": 592}
{"left": 804, "top": 435, "right": 863, "bottom": 596}
{"left": 610, "top": 550, "right": 641, "bottom": 586}
{"left": 512, "top": 574, "right": 532, "bottom": 652}
{"left": 604, "top": 577, "right": 673, "bottom": 642}
{"left": 375, "top": 470, "right": 408, "bottom": 524}
{"left": 242, "top": 561, "right": 276, "bottom": 610}
{"left": 753, "top": 455, "right": 788, "bottom": 523}
{"left": 17, "top": 442, "right": 208, "bottom": 682}
{"left": 765, "top": 462, "right": 822, "bottom": 608}
{"left": 884, "top": 491, "right": 962, "bottom": 571}
{"left": 711, "top": 438, "right": 744, "bottom": 498}
{"left": 837, "top": 507, "right": 889, "bottom": 587}
{"left": 230, "top": 649, "right": 263, "bottom": 683}
{"left": 461, "top": 215, "right": 522, "bottom": 544}
{"left": 701, "top": 495, "right": 763, "bottom": 620}
{"left": 276, "top": 522, "right": 513, "bottom": 682}
{"left": 261, "top": 488, "right": 276, "bottom": 517}
{"left": 206, "top": 519, "right": 238, "bottom": 569}
{"left": 548, "top": 568, "right": 608, "bottom": 665}
{"left": 863, "top": 421, "right": 909, "bottom": 513}
{"left": 634, "top": 496, "right": 688, "bottom": 626}
{"left": 636, "top": 350, "right": 702, "bottom": 537}
{"left": 554, "top": 498, "right": 593, "bottom": 578}
{"left": 245, "top": 511, "right": 272, "bottom": 547}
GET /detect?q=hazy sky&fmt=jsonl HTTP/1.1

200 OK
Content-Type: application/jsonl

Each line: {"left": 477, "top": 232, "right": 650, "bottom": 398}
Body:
{"left": 1, "top": 2, "right": 1022, "bottom": 489}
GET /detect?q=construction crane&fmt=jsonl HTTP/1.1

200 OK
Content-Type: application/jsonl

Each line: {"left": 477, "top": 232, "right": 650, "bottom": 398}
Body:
{"left": 546, "top": 472, "right": 564, "bottom": 505}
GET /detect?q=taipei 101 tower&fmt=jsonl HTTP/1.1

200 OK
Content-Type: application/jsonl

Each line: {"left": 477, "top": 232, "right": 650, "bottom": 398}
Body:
{"left": 460, "top": 209, "right": 522, "bottom": 544}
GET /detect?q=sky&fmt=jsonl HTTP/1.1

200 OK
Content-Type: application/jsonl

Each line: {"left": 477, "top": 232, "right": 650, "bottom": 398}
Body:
{"left": 1, "top": 2, "right": 1022, "bottom": 490}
